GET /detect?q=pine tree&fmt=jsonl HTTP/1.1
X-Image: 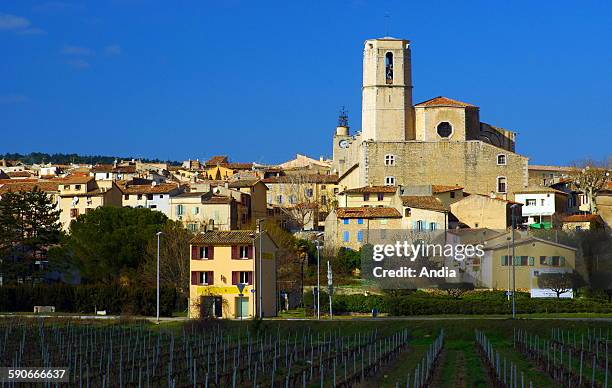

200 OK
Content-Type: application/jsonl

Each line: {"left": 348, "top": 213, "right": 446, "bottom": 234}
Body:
{"left": 0, "top": 187, "right": 61, "bottom": 283}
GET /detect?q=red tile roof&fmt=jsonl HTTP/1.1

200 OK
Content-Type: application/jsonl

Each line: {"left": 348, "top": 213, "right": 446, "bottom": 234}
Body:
{"left": 342, "top": 185, "right": 397, "bottom": 194}
{"left": 0, "top": 181, "right": 60, "bottom": 194}
{"left": 401, "top": 196, "right": 447, "bottom": 212}
{"left": 562, "top": 214, "right": 604, "bottom": 223}
{"left": 206, "top": 156, "right": 228, "bottom": 165}
{"left": 336, "top": 207, "right": 401, "bottom": 219}
{"left": 262, "top": 174, "right": 338, "bottom": 184}
{"left": 414, "top": 96, "right": 476, "bottom": 108}
{"left": 432, "top": 185, "right": 463, "bottom": 194}
{"left": 119, "top": 182, "right": 180, "bottom": 194}
{"left": 190, "top": 230, "right": 256, "bottom": 245}
{"left": 6, "top": 171, "right": 34, "bottom": 178}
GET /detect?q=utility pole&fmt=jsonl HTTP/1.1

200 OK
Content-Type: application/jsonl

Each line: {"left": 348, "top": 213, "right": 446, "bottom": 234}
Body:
{"left": 156, "top": 231, "right": 162, "bottom": 324}
{"left": 510, "top": 204, "right": 519, "bottom": 319}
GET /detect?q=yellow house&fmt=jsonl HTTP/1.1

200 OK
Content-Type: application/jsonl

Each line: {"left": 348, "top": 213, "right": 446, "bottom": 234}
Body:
{"left": 480, "top": 233, "right": 577, "bottom": 294}
{"left": 189, "top": 230, "right": 277, "bottom": 319}
{"left": 57, "top": 176, "right": 122, "bottom": 230}
{"left": 561, "top": 214, "right": 605, "bottom": 231}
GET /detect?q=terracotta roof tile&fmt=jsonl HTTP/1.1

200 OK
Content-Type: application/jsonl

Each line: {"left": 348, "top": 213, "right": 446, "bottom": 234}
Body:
{"left": 262, "top": 174, "right": 338, "bottom": 184}
{"left": 342, "top": 185, "right": 397, "bottom": 194}
{"left": 119, "top": 183, "right": 180, "bottom": 194}
{"left": 431, "top": 185, "right": 463, "bottom": 194}
{"left": 562, "top": 214, "right": 604, "bottom": 223}
{"left": 227, "top": 179, "right": 261, "bottom": 188}
{"left": 206, "top": 156, "right": 228, "bottom": 165}
{"left": 514, "top": 186, "right": 568, "bottom": 195}
{"left": 7, "top": 171, "right": 34, "bottom": 178}
{"left": 190, "top": 230, "right": 256, "bottom": 245}
{"left": 336, "top": 207, "right": 401, "bottom": 219}
{"left": 401, "top": 196, "right": 448, "bottom": 212}
{"left": 414, "top": 96, "right": 476, "bottom": 108}
{"left": 0, "top": 181, "right": 60, "bottom": 194}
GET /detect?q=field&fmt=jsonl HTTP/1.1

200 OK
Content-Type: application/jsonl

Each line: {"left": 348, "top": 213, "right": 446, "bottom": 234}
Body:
{"left": 0, "top": 318, "right": 610, "bottom": 387}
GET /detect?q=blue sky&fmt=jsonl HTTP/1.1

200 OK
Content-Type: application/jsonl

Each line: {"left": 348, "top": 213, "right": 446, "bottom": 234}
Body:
{"left": 1, "top": 0, "right": 611, "bottom": 165}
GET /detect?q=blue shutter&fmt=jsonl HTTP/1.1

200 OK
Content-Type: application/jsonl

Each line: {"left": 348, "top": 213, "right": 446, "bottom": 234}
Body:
{"left": 357, "top": 231, "right": 363, "bottom": 242}
{"left": 343, "top": 231, "right": 350, "bottom": 242}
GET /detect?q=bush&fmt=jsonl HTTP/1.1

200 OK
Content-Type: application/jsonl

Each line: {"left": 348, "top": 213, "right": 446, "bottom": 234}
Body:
{"left": 301, "top": 290, "right": 612, "bottom": 316}
{"left": 0, "top": 284, "right": 177, "bottom": 316}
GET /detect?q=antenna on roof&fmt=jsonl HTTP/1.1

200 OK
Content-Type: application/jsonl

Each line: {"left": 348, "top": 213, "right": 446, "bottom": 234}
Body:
{"left": 338, "top": 106, "right": 349, "bottom": 127}
{"left": 384, "top": 12, "right": 390, "bottom": 37}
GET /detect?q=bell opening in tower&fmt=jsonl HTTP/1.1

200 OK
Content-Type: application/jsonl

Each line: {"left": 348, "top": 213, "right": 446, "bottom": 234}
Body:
{"left": 385, "top": 52, "right": 393, "bottom": 84}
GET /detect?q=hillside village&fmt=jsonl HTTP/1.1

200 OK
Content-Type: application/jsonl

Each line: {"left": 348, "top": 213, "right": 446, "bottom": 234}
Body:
{"left": 1, "top": 37, "right": 610, "bottom": 319}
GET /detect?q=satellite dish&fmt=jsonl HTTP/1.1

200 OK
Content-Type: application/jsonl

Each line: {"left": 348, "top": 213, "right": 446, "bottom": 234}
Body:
{"left": 72, "top": 196, "right": 79, "bottom": 206}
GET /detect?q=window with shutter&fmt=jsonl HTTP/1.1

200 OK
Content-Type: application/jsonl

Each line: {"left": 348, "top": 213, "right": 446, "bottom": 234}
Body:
{"left": 191, "top": 272, "right": 198, "bottom": 285}
{"left": 191, "top": 246, "right": 198, "bottom": 260}
{"left": 232, "top": 271, "right": 238, "bottom": 285}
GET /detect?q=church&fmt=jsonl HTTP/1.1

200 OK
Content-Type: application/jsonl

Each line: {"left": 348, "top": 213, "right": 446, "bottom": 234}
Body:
{"left": 332, "top": 37, "right": 529, "bottom": 199}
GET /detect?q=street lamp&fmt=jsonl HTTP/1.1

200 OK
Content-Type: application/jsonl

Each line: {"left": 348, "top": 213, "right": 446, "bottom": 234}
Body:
{"left": 256, "top": 219, "right": 264, "bottom": 319}
{"left": 156, "top": 231, "right": 163, "bottom": 324}
{"left": 510, "top": 204, "right": 520, "bottom": 319}
{"left": 314, "top": 232, "right": 324, "bottom": 320}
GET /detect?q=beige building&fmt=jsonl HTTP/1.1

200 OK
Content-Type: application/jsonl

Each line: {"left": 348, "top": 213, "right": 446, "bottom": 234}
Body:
{"left": 450, "top": 194, "right": 523, "bottom": 230}
{"left": 57, "top": 176, "right": 123, "bottom": 230}
{"left": 169, "top": 191, "right": 248, "bottom": 232}
{"left": 325, "top": 185, "right": 449, "bottom": 249}
{"left": 561, "top": 214, "right": 605, "bottom": 231}
{"left": 596, "top": 183, "right": 612, "bottom": 229}
{"left": 227, "top": 179, "right": 269, "bottom": 221}
{"left": 119, "top": 181, "right": 182, "bottom": 217}
{"left": 480, "top": 233, "right": 577, "bottom": 293}
{"left": 189, "top": 230, "right": 277, "bottom": 319}
{"left": 332, "top": 37, "right": 528, "bottom": 198}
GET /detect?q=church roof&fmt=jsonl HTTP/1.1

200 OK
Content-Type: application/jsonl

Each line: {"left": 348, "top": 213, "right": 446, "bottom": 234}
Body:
{"left": 414, "top": 96, "right": 476, "bottom": 108}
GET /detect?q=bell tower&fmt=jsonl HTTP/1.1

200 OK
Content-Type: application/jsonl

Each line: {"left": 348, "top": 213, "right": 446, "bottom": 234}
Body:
{"left": 361, "top": 38, "right": 415, "bottom": 141}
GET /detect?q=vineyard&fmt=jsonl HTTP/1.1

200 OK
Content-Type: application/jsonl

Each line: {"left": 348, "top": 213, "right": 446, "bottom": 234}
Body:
{"left": 0, "top": 319, "right": 610, "bottom": 387}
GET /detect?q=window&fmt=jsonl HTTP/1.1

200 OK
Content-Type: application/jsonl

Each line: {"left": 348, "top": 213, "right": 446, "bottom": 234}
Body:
{"left": 385, "top": 52, "right": 393, "bottom": 84}
{"left": 497, "top": 154, "right": 507, "bottom": 165}
{"left": 497, "top": 177, "right": 507, "bottom": 193}
{"left": 305, "top": 188, "right": 313, "bottom": 198}
{"left": 276, "top": 195, "right": 283, "bottom": 204}
{"left": 384, "top": 176, "right": 395, "bottom": 186}
{"left": 384, "top": 154, "right": 396, "bottom": 166}
{"left": 159, "top": 195, "right": 164, "bottom": 198}
{"left": 63, "top": 185, "right": 70, "bottom": 190}
{"left": 404, "top": 208, "right": 411, "bottom": 217}
{"left": 192, "top": 207, "right": 200, "bottom": 215}
{"left": 437, "top": 122, "right": 452, "bottom": 138}
{"left": 363, "top": 193, "right": 370, "bottom": 201}
{"left": 199, "top": 246, "right": 212, "bottom": 259}
{"left": 343, "top": 231, "right": 350, "bottom": 242}
{"left": 149, "top": 205, "right": 157, "bottom": 209}
{"left": 343, "top": 219, "right": 349, "bottom": 225}
{"left": 450, "top": 191, "right": 456, "bottom": 199}
{"left": 289, "top": 195, "right": 297, "bottom": 204}
{"left": 137, "top": 194, "right": 143, "bottom": 200}
{"left": 75, "top": 185, "right": 81, "bottom": 190}
{"left": 147, "top": 194, "right": 153, "bottom": 200}
{"left": 377, "top": 193, "right": 384, "bottom": 201}
{"left": 321, "top": 195, "right": 327, "bottom": 205}
{"left": 540, "top": 256, "right": 565, "bottom": 267}
{"left": 176, "top": 204, "right": 184, "bottom": 216}
{"left": 239, "top": 246, "right": 249, "bottom": 259}
{"left": 357, "top": 218, "right": 364, "bottom": 224}
{"left": 416, "top": 220, "right": 424, "bottom": 231}
{"left": 70, "top": 209, "right": 79, "bottom": 218}
{"left": 238, "top": 271, "right": 251, "bottom": 284}
{"left": 357, "top": 231, "right": 364, "bottom": 242}
{"left": 199, "top": 271, "right": 212, "bottom": 285}
{"left": 541, "top": 199, "right": 545, "bottom": 206}
{"left": 429, "top": 222, "right": 437, "bottom": 230}
{"left": 526, "top": 199, "right": 536, "bottom": 206}
{"left": 501, "top": 256, "right": 534, "bottom": 266}
{"left": 124, "top": 194, "right": 129, "bottom": 200}
{"left": 188, "top": 223, "right": 197, "bottom": 232}
{"left": 321, "top": 185, "right": 326, "bottom": 189}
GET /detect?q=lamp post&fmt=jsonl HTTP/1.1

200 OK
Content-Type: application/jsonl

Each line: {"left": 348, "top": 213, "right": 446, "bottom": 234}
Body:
{"left": 257, "top": 219, "right": 264, "bottom": 319}
{"left": 314, "top": 232, "right": 324, "bottom": 320}
{"left": 510, "top": 204, "right": 520, "bottom": 319}
{"left": 156, "top": 231, "right": 162, "bottom": 324}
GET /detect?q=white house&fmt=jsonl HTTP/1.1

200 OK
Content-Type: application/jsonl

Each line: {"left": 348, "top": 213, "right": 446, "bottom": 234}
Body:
{"left": 514, "top": 187, "right": 568, "bottom": 227}
{"left": 120, "top": 182, "right": 182, "bottom": 217}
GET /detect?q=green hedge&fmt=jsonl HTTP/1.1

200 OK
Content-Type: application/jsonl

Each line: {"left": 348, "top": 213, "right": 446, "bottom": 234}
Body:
{"left": 302, "top": 291, "right": 612, "bottom": 316}
{"left": 0, "top": 284, "right": 178, "bottom": 316}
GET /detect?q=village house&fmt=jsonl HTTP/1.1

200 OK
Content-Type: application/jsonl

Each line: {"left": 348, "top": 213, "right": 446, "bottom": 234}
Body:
{"left": 56, "top": 175, "right": 123, "bottom": 230}
{"left": 119, "top": 181, "right": 183, "bottom": 217}
{"left": 561, "top": 214, "right": 605, "bottom": 231}
{"left": 450, "top": 194, "right": 523, "bottom": 230}
{"left": 188, "top": 230, "right": 277, "bottom": 319}
{"left": 514, "top": 186, "right": 568, "bottom": 229}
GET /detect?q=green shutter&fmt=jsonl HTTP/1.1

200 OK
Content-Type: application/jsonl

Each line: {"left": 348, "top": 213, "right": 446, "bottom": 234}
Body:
{"left": 528, "top": 257, "right": 534, "bottom": 266}
{"left": 501, "top": 256, "right": 506, "bottom": 266}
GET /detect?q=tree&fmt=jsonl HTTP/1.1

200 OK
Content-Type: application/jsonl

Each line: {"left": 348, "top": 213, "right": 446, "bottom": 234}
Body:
{"left": 570, "top": 159, "right": 611, "bottom": 214}
{"left": 276, "top": 174, "right": 326, "bottom": 231}
{"left": 439, "top": 282, "right": 474, "bottom": 299}
{"left": 67, "top": 206, "right": 167, "bottom": 284}
{"left": 537, "top": 272, "right": 575, "bottom": 298}
{"left": 0, "top": 188, "right": 61, "bottom": 283}
{"left": 139, "top": 221, "right": 193, "bottom": 304}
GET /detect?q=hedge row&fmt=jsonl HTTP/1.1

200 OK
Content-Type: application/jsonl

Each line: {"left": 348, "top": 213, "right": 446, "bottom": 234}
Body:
{"left": 303, "top": 292, "right": 612, "bottom": 315}
{"left": 0, "top": 284, "right": 178, "bottom": 316}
